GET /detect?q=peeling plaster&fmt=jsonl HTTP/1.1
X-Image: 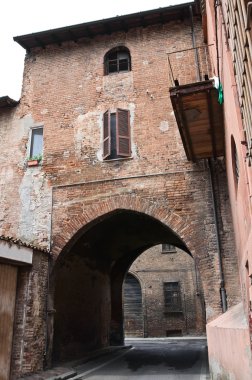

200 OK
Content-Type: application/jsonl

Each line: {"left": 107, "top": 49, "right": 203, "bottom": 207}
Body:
{"left": 206, "top": 306, "right": 215, "bottom": 320}
{"left": 159, "top": 120, "right": 169, "bottom": 132}
{"left": 18, "top": 169, "right": 51, "bottom": 247}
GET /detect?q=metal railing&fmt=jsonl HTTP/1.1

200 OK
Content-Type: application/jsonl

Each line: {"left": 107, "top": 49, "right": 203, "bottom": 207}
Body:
{"left": 167, "top": 45, "right": 213, "bottom": 87}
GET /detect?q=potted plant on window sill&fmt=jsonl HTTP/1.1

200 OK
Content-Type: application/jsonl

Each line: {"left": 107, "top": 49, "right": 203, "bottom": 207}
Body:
{"left": 27, "top": 154, "right": 42, "bottom": 167}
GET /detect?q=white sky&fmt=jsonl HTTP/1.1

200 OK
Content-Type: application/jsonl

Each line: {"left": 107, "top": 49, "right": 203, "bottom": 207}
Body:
{"left": 0, "top": 0, "right": 188, "bottom": 100}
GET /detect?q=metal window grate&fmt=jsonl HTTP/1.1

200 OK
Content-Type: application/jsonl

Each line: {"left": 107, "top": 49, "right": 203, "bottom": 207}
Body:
{"left": 163, "top": 282, "right": 182, "bottom": 312}
{"left": 162, "top": 244, "right": 176, "bottom": 253}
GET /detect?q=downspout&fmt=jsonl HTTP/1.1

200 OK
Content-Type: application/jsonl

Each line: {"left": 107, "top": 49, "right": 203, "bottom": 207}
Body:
{"left": 208, "top": 158, "right": 227, "bottom": 312}
{"left": 189, "top": 5, "right": 201, "bottom": 81}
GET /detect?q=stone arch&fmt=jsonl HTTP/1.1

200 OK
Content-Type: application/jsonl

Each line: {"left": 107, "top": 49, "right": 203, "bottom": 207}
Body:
{"left": 48, "top": 194, "right": 220, "bottom": 364}
{"left": 52, "top": 194, "right": 202, "bottom": 260}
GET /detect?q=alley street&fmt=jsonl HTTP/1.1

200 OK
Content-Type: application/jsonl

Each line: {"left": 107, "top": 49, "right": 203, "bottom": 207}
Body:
{"left": 71, "top": 338, "right": 209, "bottom": 379}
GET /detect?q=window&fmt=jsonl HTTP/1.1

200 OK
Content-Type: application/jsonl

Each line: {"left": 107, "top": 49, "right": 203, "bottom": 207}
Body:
{"left": 163, "top": 282, "right": 182, "bottom": 312}
{"left": 162, "top": 244, "right": 176, "bottom": 253}
{"left": 231, "top": 136, "right": 239, "bottom": 184}
{"left": 103, "top": 109, "right": 131, "bottom": 160}
{"left": 104, "top": 47, "right": 131, "bottom": 75}
{"left": 30, "top": 127, "right": 43, "bottom": 159}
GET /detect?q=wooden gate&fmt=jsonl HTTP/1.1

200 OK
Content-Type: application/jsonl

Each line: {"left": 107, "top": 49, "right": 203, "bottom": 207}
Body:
{"left": 123, "top": 273, "right": 144, "bottom": 337}
{"left": 0, "top": 263, "right": 18, "bottom": 380}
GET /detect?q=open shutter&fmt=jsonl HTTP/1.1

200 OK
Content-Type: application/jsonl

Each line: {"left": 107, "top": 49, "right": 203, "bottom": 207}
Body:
{"left": 103, "top": 111, "right": 111, "bottom": 159}
{"left": 116, "top": 109, "right": 131, "bottom": 157}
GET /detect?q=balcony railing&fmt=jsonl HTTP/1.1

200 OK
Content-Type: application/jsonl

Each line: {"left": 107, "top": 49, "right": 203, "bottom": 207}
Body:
{"left": 168, "top": 44, "right": 224, "bottom": 161}
{"left": 167, "top": 45, "right": 213, "bottom": 87}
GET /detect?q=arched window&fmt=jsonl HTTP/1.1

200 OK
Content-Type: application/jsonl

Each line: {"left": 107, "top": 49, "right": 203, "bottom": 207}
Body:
{"left": 104, "top": 46, "right": 131, "bottom": 75}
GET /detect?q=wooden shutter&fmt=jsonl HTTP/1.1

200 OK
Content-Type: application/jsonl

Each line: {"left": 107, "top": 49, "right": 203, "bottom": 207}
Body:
{"left": 103, "top": 111, "right": 111, "bottom": 159}
{"left": 116, "top": 109, "right": 131, "bottom": 157}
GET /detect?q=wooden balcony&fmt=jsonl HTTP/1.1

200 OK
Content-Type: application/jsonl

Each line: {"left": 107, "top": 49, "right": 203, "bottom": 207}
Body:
{"left": 168, "top": 46, "right": 224, "bottom": 161}
{"left": 170, "top": 80, "right": 224, "bottom": 161}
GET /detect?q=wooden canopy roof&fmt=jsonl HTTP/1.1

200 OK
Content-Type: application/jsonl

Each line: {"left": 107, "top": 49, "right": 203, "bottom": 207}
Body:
{"left": 13, "top": 3, "right": 195, "bottom": 51}
{"left": 170, "top": 80, "right": 224, "bottom": 161}
{"left": 0, "top": 96, "right": 19, "bottom": 108}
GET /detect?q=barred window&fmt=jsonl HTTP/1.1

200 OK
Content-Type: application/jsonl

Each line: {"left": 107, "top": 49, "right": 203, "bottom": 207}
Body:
{"left": 162, "top": 244, "right": 176, "bottom": 253}
{"left": 163, "top": 282, "right": 182, "bottom": 312}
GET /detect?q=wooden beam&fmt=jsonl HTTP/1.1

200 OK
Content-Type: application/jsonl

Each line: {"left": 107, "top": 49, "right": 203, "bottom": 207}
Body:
{"left": 50, "top": 33, "right": 62, "bottom": 46}
{"left": 175, "top": 95, "right": 196, "bottom": 161}
{"left": 35, "top": 37, "right": 46, "bottom": 49}
{"left": 67, "top": 29, "right": 78, "bottom": 43}
{"left": 206, "top": 90, "right": 217, "bottom": 158}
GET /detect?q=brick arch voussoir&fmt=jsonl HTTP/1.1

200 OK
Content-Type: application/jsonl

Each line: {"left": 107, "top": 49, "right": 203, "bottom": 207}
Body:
{"left": 52, "top": 195, "right": 201, "bottom": 260}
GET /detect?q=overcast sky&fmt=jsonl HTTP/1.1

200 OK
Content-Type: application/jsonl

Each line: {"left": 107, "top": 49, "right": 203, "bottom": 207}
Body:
{"left": 0, "top": 0, "right": 188, "bottom": 99}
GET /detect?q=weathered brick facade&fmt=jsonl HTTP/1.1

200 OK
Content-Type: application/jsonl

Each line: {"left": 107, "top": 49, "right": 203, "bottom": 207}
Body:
{"left": 0, "top": 4, "right": 241, "bottom": 378}
{"left": 124, "top": 245, "right": 206, "bottom": 337}
{"left": 11, "top": 251, "right": 49, "bottom": 378}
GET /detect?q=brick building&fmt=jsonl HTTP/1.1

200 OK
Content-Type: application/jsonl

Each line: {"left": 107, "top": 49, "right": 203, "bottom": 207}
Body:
{"left": 0, "top": 2, "right": 242, "bottom": 379}
{"left": 197, "top": 1, "right": 252, "bottom": 378}
{"left": 123, "top": 244, "right": 205, "bottom": 338}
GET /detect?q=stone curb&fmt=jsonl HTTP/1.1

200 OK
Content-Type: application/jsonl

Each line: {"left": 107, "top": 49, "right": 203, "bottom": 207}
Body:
{"left": 18, "top": 345, "right": 131, "bottom": 380}
{"left": 47, "top": 371, "right": 77, "bottom": 380}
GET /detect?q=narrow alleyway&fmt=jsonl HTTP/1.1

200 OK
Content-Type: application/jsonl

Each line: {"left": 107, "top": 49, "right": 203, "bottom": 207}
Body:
{"left": 41, "top": 338, "right": 209, "bottom": 380}
{"left": 74, "top": 338, "right": 209, "bottom": 379}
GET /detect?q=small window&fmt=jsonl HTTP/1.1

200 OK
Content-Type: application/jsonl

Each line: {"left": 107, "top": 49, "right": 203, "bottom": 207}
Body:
{"left": 231, "top": 136, "right": 239, "bottom": 184}
{"left": 30, "top": 127, "right": 43, "bottom": 159}
{"left": 103, "top": 109, "right": 131, "bottom": 160}
{"left": 104, "top": 47, "right": 131, "bottom": 75}
{"left": 163, "top": 282, "right": 182, "bottom": 312}
{"left": 162, "top": 244, "right": 176, "bottom": 253}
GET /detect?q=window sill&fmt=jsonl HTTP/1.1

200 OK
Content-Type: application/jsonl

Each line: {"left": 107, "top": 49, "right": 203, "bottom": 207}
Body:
{"left": 105, "top": 70, "right": 131, "bottom": 76}
{"left": 162, "top": 250, "right": 177, "bottom": 254}
{"left": 27, "top": 160, "right": 41, "bottom": 167}
{"left": 103, "top": 156, "right": 133, "bottom": 162}
{"left": 164, "top": 310, "right": 183, "bottom": 315}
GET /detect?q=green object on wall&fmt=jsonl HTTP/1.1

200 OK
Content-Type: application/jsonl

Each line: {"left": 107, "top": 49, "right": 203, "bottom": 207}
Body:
{"left": 218, "top": 82, "right": 224, "bottom": 104}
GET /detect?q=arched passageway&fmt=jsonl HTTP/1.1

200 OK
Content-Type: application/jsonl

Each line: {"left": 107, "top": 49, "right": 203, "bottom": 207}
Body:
{"left": 123, "top": 246, "right": 206, "bottom": 339}
{"left": 51, "top": 209, "right": 201, "bottom": 364}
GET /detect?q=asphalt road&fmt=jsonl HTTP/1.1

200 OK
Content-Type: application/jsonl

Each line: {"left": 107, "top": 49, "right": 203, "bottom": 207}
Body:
{"left": 73, "top": 338, "right": 209, "bottom": 379}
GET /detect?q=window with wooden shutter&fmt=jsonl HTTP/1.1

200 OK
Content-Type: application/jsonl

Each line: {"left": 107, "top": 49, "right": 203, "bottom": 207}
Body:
{"left": 103, "top": 111, "right": 111, "bottom": 159}
{"left": 117, "top": 109, "right": 131, "bottom": 157}
{"left": 103, "top": 109, "right": 131, "bottom": 160}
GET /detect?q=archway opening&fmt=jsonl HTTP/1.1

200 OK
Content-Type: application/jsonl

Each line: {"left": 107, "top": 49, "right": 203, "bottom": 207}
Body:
{"left": 52, "top": 209, "right": 201, "bottom": 364}
{"left": 123, "top": 245, "right": 206, "bottom": 339}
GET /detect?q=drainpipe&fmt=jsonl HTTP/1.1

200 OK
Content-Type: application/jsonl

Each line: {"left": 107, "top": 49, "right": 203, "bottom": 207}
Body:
{"left": 189, "top": 5, "right": 201, "bottom": 81}
{"left": 208, "top": 158, "right": 227, "bottom": 312}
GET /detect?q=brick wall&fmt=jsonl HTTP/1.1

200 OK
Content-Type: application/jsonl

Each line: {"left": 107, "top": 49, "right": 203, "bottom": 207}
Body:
{"left": 11, "top": 251, "right": 49, "bottom": 379}
{"left": 124, "top": 245, "right": 206, "bottom": 337}
{"left": 0, "top": 13, "right": 241, "bottom": 378}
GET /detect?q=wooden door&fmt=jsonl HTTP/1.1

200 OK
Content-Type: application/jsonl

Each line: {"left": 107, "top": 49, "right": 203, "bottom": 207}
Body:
{"left": 123, "top": 274, "right": 144, "bottom": 337}
{"left": 0, "top": 263, "right": 18, "bottom": 380}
